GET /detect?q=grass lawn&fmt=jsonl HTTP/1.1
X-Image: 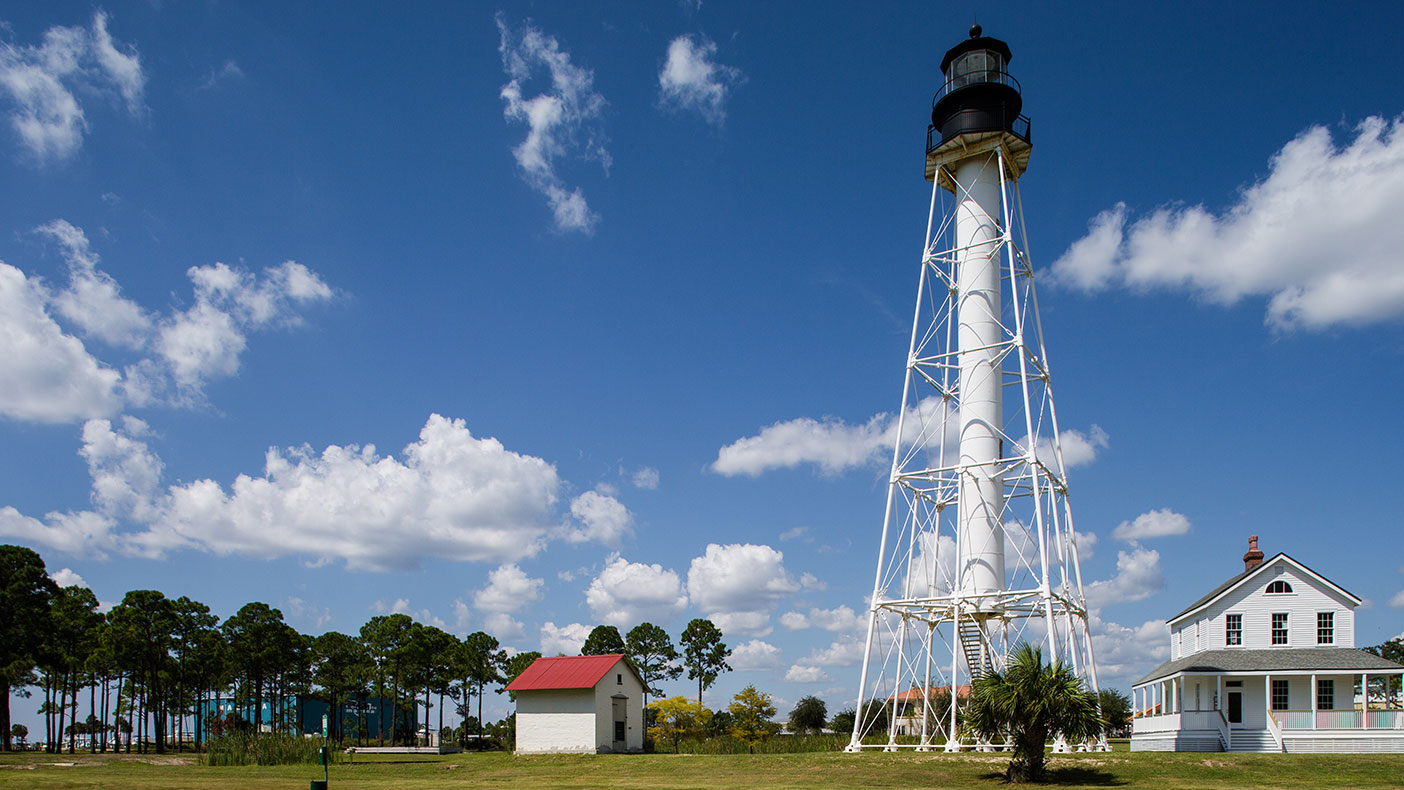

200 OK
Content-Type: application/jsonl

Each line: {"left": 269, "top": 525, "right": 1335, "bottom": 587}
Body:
{"left": 2, "top": 749, "right": 1403, "bottom": 789}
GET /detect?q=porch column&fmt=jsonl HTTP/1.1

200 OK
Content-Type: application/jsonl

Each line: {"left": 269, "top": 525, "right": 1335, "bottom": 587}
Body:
{"left": 1311, "top": 673, "right": 1317, "bottom": 729}
{"left": 1217, "top": 676, "right": 1223, "bottom": 713}
{"left": 1265, "top": 674, "right": 1272, "bottom": 725}
{"left": 1362, "top": 673, "right": 1369, "bottom": 730}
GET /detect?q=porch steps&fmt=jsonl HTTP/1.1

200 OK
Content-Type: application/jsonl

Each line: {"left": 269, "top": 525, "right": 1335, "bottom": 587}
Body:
{"left": 1228, "top": 730, "right": 1280, "bottom": 752}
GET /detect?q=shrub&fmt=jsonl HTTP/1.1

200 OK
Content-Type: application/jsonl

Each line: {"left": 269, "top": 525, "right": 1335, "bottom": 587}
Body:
{"left": 201, "top": 733, "right": 329, "bottom": 766}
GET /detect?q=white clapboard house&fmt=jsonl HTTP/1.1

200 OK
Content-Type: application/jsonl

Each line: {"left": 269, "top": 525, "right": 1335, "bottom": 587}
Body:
{"left": 1131, "top": 536, "right": 1404, "bottom": 752}
{"left": 506, "top": 653, "right": 646, "bottom": 754}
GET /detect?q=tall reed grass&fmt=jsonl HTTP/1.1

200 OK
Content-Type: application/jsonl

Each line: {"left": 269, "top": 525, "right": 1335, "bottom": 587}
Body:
{"left": 201, "top": 733, "right": 329, "bottom": 766}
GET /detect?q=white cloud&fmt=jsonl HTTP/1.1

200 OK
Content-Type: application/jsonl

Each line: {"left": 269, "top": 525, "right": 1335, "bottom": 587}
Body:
{"left": 784, "top": 665, "right": 831, "bottom": 683}
{"left": 567, "top": 490, "right": 632, "bottom": 545}
{"left": 79, "top": 417, "right": 162, "bottom": 522}
{"left": 0, "top": 11, "right": 144, "bottom": 162}
{"left": 631, "top": 466, "right": 659, "bottom": 490}
{"left": 731, "top": 639, "right": 784, "bottom": 671}
{"left": 0, "top": 506, "right": 117, "bottom": 558}
{"left": 779, "top": 605, "right": 865, "bottom": 634}
{"left": 1039, "top": 426, "right": 1109, "bottom": 470}
{"left": 50, "top": 567, "right": 87, "bottom": 588}
{"left": 198, "top": 60, "right": 244, "bottom": 91}
{"left": 473, "top": 564, "right": 544, "bottom": 613}
{"left": 0, "top": 262, "right": 124, "bottom": 422}
{"left": 585, "top": 555, "right": 688, "bottom": 626}
{"left": 1090, "top": 615, "right": 1169, "bottom": 684}
{"left": 658, "top": 34, "right": 743, "bottom": 126}
{"left": 132, "top": 414, "right": 562, "bottom": 570}
{"left": 709, "top": 610, "right": 773, "bottom": 638}
{"left": 1050, "top": 115, "right": 1404, "bottom": 331}
{"left": 496, "top": 14, "right": 608, "bottom": 233}
{"left": 1111, "top": 508, "right": 1191, "bottom": 542}
{"left": 483, "top": 612, "right": 526, "bottom": 642}
{"left": 1085, "top": 547, "right": 1165, "bottom": 611}
{"left": 541, "top": 621, "right": 591, "bottom": 656}
{"left": 713, "top": 411, "right": 892, "bottom": 477}
{"left": 1389, "top": 589, "right": 1404, "bottom": 608}
{"left": 285, "top": 596, "right": 333, "bottom": 629}
{"left": 799, "top": 572, "right": 825, "bottom": 591}
{"left": 370, "top": 597, "right": 446, "bottom": 630}
{"left": 39, "top": 220, "right": 151, "bottom": 348}
{"left": 778, "top": 526, "right": 810, "bottom": 542}
{"left": 801, "top": 637, "right": 865, "bottom": 667}
{"left": 687, "top": 543, "right": 799, "bottom": 613}
{"left": 1072, "top": 529, "right": 1098, "bottom": 561}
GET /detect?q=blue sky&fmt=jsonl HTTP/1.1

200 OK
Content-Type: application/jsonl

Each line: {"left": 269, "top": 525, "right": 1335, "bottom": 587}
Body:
{"left": 3, "top": 1, "right": 1404, "bottom": 730}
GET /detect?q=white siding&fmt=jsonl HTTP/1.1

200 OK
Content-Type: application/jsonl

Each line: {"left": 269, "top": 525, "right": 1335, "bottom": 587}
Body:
{"left": 1174, "top": 561, "right": 1356, "bottom": 655}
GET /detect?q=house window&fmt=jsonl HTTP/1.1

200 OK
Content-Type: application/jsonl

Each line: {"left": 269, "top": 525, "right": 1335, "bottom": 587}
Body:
{"left": 1272, "top": 679, "right": 1290, "bottom": 710}
{"left": 616, "top": 674, "right": 623, "bottom": 685}
{"left": 1317, "top": 612, "right": 1334, "bottom": 645}
{"left": 1271, "top": 612, "right": 1289, "bottom": 645}
{"left": 1226, "top": 614, "right": 1242, "bottom": 646}
{"left": 1266, "top": 580, "right": 1293, "bottom": 594}
{"left": 1317, "top": 679, "right": 1334, "bottom": 710}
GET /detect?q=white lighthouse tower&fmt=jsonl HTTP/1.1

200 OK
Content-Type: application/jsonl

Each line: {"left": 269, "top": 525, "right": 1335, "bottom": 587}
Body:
{"left": 847, "top": 25, "right": 1104, "bottom": 752}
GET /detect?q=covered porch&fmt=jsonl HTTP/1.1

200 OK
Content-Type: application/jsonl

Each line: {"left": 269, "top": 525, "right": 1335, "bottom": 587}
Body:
{"left": 1130, "top": 650, "right": 1404, "bottom": 752}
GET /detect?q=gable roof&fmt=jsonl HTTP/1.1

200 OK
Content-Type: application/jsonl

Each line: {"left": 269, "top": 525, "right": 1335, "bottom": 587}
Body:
{"left": 1169, "top": 552, "right": 1361, "bottom": 625}
{"left": 1135, "top": 647, "right": 1404, "bottom": 685}
{"left": 505, "top": 654, "right": 639, "bottom": 692}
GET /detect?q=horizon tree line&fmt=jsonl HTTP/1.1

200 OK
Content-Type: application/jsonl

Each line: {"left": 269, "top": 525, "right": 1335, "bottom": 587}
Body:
{"left": 0, "top": 544, "right": 734, "bottom": 753}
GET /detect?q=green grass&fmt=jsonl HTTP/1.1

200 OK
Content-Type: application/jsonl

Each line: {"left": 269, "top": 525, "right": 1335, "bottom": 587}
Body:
{"left": 1, "top": 749, "right": 1402, "bottom": 789}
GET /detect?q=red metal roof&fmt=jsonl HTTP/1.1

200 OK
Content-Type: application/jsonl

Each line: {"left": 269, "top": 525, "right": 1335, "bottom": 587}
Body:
{"left": 506, "top": 654, "right": 630, "bottom": 692}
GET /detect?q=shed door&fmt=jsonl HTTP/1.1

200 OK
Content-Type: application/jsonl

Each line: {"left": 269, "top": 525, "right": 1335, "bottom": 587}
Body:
{"left": 611, "top": 697, "right": 626, "bottom": 749}
{"left": 1228, "top": 692, "right": 1242, "bottom": 726}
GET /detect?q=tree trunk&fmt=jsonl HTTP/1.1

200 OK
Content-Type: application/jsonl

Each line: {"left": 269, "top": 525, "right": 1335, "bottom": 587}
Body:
{"left": 0, "top": 678, "right": 11, "bottom": 751}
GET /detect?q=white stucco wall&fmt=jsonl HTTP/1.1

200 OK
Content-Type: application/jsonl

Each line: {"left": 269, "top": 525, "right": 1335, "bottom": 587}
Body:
{"left": 516, "top": 689, "right": 596, "bottom": 754}
{"left": 592, "top": 663, "right": 645, "bottom": 752}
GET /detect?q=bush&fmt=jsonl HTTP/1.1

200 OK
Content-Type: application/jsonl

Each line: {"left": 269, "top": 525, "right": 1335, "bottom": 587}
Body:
{"left": 201, "top": 733, "right": 329, "bottom": 766}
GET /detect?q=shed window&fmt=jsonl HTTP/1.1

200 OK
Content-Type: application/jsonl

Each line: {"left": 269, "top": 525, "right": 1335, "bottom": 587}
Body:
{"left": 1317, "top": 612, "right": 1334, "bottom": 645}
{"left": 1317, "top": 679, "right": 1334, "bottom": 710}
{"left": 1272, "top": 680, "right": 1290, "bottom": 710}
{"left": 1266, "top": 580, "right": 1293, "bottom": 594}
{"left": 1272, "top": 612, "right": 1289, "bottom": 645}
{"left": 617, "top": 673, "right": 623, "bottom": 685}
{"left": 1225, "top": 614, "right": 1242, "bottom": 646}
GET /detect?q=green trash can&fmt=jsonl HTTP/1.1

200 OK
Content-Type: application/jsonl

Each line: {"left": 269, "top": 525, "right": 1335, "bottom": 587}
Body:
{"left": 310, "top": 782, "right": 328, "bottom": 790}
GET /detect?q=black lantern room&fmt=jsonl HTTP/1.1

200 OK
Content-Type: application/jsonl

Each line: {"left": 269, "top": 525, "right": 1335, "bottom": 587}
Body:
{"left": 929, "top": 25, "right": 1030, "bottom": 148}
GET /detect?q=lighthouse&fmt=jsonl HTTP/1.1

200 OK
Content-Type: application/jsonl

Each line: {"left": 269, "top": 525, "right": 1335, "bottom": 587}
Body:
{"left": 847, "top": 26, "right": 1103, "bottom": 752}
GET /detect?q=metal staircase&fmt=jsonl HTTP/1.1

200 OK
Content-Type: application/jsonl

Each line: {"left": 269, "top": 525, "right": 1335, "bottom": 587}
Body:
{"left": 959, "top": 620, "right": 991, "bottom": 677}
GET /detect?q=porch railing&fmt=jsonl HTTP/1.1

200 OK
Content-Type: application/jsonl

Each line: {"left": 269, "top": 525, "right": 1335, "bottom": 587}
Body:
{"left": 1276, "top": 709, "right": 1404, "bottom": 730}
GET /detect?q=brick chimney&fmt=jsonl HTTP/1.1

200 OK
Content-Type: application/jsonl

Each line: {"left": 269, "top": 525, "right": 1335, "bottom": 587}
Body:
{"left": 1243, "top": 535, "right": 1264, "bottom": 571}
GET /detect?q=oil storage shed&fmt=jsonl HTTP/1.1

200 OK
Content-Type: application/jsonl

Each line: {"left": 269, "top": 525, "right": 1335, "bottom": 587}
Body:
{"left": 506, "top": 653, "right": 645, "bottom": 754}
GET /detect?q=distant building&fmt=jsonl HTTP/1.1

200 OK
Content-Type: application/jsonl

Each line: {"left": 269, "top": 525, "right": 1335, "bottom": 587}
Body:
{"left": 506, "top": 654, "right": 645, "bottom": 754}
{"left": 888, "top": 684, "right": 970, "bottom": 736}
{"left": 200, "top": 696, "right": 413, "bottom": 741}
{"left": 1131, "top": 536, "right": 1404, "bottom": 752}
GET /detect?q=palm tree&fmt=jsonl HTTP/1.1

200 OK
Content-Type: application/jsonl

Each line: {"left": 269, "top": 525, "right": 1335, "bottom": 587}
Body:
{"left": 963, "top": 643, "right": 1102, "bottom": 784}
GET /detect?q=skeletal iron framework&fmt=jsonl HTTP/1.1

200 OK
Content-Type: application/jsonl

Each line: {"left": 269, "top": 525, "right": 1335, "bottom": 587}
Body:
{"left": 846, "top": 140, "right": 1104, "bottom": 752}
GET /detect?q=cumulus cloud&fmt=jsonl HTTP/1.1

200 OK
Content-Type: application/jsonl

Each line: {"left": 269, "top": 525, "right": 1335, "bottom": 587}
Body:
{"left": 1085, "top": 547, "right": 1165, "bottom": 611}
{"left": 784, "top": 665, "right": 831, "bottom": 683}
{"left": 1389, "top": 589, "right": 1404, "bottom": 608}
{"left": 50, "top": 567, "right": 88, "bottom": 588}
{"left": 0, "top": 11, "right": 144, "bottom": 162}
{"left": 285, "top": 596, "right": 333, "bottom": 629}
{"left": 0, "top": 262, "right": 122, "bottom": 422}
{"left": 39, "top": 220, "right": 151, "bottom": 348}
{"left": 1111, "top": 508, "right": 1191, "bottom": 542}
{"left": 731, "top": 639, "right": 784, "bottom": 671}
{"left": 0, "top": 506, "right": 117, "bottom": 558}
{"left": 585, "top": 555, "right": 688, "bottom": 625}
{"left": 688, "top": 543, "right": 799, "bottom": 613}
{"left": 79, "top": 416, "right": 162, "bottom": 522}
{"left": 1049, "top": 116, "right": 1404, "bottom": 331}
{"left": 496, "top": 14, "right": 608, "bottom": 233}
{"left": 779, "top": 605, "right": 865, "bottom": 634}
{"left": 474, "top": 564, "right": 544, "bottom": 613}
{"left": 1090, "top": 615, "right": 1169, "bottom": 683}
{"left": 709, "top": 610, "right": 773, "bottom": 638}
{"left": 1036, "top": 426, "right": 1109, "bottom": 470}
{"left": 132, "top": 414, "right": 563, "bottom": 570}
{"left": 541, "top": 621, "right": 591, "bottom": 655}
{"left": 658, "top": 34, "right": 743, "bottom": 126}
{"left": 566, "top": 490, "right": 632, "bottom": 545}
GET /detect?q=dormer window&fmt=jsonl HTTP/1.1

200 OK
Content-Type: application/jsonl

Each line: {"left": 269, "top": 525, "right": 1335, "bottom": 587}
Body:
{"left": 1265, "top": 580, "right": 1293, "bottom": 594}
